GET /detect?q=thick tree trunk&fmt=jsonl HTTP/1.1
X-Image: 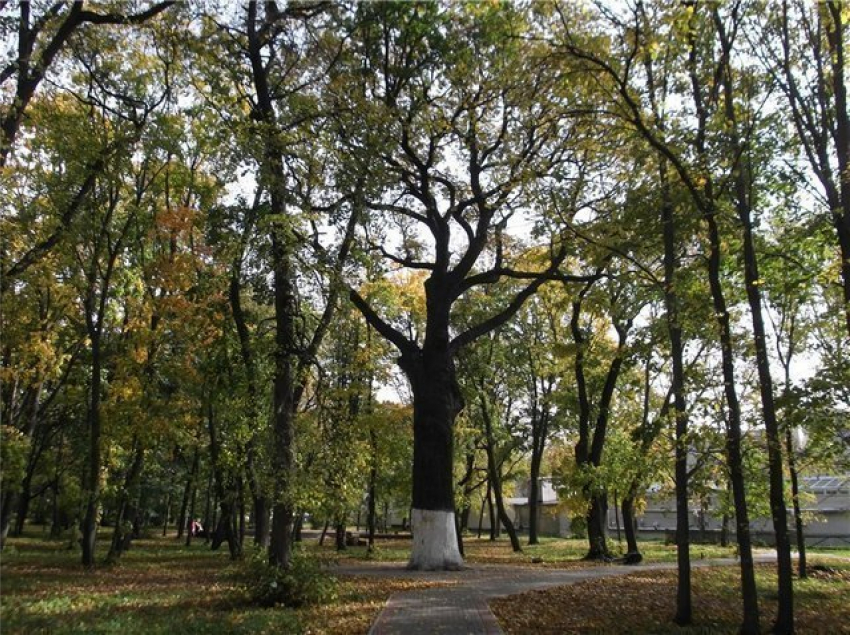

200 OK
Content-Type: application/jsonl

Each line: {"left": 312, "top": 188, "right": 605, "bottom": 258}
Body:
{"left": 12, "top": 487, "right": 30, "bottom": 537}
{"left": 585, "top": 493, "right": 609, "bottom": 560}
{"left": 247, "top": 2, "right": 299, "bottom": 571}
{"left": 401, "top": 346, "right": 464, "bottom": 570}
{"left": 266, "top": 231, "right": 297, "bottom": 568}
{"left": 335, "top": 521, "right": 346, "bottom": 551}
{"left": 210, "top": 500, "right": 240, "bottom": 558}
{"left": 253, "top": 495, "right": 270, "bottom": 548}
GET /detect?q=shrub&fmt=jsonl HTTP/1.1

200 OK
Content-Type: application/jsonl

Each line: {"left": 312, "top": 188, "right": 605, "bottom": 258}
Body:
{"left": 243, "top": 547, "right": 338, "bottom": 608}
{"left": 569, "top": 516, "right": 587, "bottom": 539}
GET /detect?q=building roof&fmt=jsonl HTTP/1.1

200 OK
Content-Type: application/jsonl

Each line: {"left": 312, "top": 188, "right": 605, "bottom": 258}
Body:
{"left": 803, "top": 476, "right": 849, "bottom": 493}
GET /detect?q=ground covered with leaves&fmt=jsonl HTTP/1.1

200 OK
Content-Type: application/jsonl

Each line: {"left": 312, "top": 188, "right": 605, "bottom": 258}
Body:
{"left": 3, "top": 531, "right": 848, "bottom": 634}
{"left": 491, "top": 562, "right": 850, "bottom": 635}
{"left": 0, "top": 532, "right": 445, "bottom": 635}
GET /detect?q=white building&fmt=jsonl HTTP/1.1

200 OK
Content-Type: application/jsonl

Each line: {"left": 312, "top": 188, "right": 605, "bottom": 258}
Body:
{"left": 490, "top": 475, "right": 850, "bottom": 547}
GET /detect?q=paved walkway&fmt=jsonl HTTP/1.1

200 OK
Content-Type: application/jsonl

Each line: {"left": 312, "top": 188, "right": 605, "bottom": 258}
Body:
{"left": 335, "top": 556, "right": 777, "bottom": 635}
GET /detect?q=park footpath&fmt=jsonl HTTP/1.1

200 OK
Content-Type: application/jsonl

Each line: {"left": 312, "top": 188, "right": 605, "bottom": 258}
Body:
{"left": 335, "top": 554, "right": 779, "bottom": 635}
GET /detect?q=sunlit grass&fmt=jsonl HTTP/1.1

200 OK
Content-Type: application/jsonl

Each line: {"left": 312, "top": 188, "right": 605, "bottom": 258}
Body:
{"left": 3, "top": 527, "right": 846, "bottom": 634}
{"left": 0, "top": 528, "right": 447, "bottom": 635}
{"left": 311, "top": 533, "right": 742, "bottom": 567}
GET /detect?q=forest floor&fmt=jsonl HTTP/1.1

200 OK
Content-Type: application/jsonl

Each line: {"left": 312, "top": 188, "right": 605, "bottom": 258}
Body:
{"left": 1, "top": 528, "right": 848, "bottom": 634}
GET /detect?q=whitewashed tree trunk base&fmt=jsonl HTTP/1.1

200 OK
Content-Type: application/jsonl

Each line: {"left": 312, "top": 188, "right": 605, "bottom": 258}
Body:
{"left": 407, "top": 508, "right": 464, "bottom": 571}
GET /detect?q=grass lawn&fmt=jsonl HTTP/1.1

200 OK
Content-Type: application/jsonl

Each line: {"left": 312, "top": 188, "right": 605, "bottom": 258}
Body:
{"left": 312, "top": 532, "right": 743, "bottom": 566}
{"left": 0, "top": 530, "right": 442, "bottom": 635}
{"left": 2, "top": 528, "right": 848, "bottom": 634}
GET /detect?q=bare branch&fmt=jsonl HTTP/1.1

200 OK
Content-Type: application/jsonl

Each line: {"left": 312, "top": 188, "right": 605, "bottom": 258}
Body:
{"left": 349, "top": 289, "right": 417, "bottom": 356}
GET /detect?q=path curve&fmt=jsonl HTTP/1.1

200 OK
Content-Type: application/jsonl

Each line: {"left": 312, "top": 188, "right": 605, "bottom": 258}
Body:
{"left": 335, "top": 556, "right": 777, "bottom": 635}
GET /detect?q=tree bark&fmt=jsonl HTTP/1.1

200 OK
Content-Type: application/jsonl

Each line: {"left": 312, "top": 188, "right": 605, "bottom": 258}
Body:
{"left": 621, "top": 496, "right": 640, "bottom": 557}
{"left": 247, "top": 2, "right": 299, "bottom": 570}
{"left": 207, "top": 400, "right": 242, "bottom": 560}
{"left": 177, "top": 448, "right": 199, "bottom": 540}
{"left": 401, "top": 343, "right": 465, "bottom": 570}
{"left": 107, "top": 440, "right": 145, "bottom": 561}
{"left": 480, "top": 391, "right": 522, "bottom": 554}
{"left": 527, "top": 378, "right": 552, "bottom": 546}
{"left": 367, "top": 439, "right": 377, "bottom": 552}
{"left": 714, "top": 10, "right": 793, "bottom": 629}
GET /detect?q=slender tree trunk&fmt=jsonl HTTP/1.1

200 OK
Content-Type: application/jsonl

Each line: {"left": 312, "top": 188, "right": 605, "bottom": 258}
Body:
{"left": 201, "top": 468, "right": 213, "bottom": 543}
{"left": 570, "top": 287, "right": 629, "bottom": 561}
{"left": 207, "top": 400, "right": 241, "bottom": 559}
{"left": 480, "top": 391, "right": 521, "bottom": 553}
{"left": 12, "top": 486, "right": 30, "bottom": 537}
{"left": 9, "top": 384, "right": 43, "bottom": 539}
{"left": 0, "top": 491, "right": 16, "bottom": 547}
{"left": 527, "top": 374, "right": 552, "bottom": 546}
{"left": 478, "top": 481, "right": 489, "bottom": 539}
{"left": 177, "top": 448, "right": 199, "bottom": 540}
{"left": 367, "top": 456, "right": 377, "bottom": 552}
{"left": 786, "top": 426, "right": 806, "bottom": 579}
{"left": 457, "top": 450, "right": 475, "bottom": 540}
{"left": 487, "top": 484, "right": 498, "bottom": 540}
{"left": 335, "top": 521, "right": 346, "bottom": 551}
{"left": 162, "top": 491, "right": 171, "bottom": 537}
{"left": 528, "top": 451, "right": 541, "bottom": 546}
{"left": 614, "top": 490, "right": 621, "bottom": 544}
{"left": 319, "top": 520, "right": 330, "bottom": 546}
{"left": 738, "top": 209, "right": 794, "bottom": 635}
{"left": 701, "top": 193, "right": 761, "bottom": 635}
{"left": 50, "top": 478, "right": 63, "bottom": 539}
{"left": 81, "top": 333, "right": 103, "bottom": 569}
{"left": 185, "top": 485, "right": 197, "bottom": 547}
{"left": 656, "top": 157, "right": 696, "bottom": 625}
{"left": 714, "top": 13, "right": 793, "bottom": 627}
{"left": 107, "top": 441, "right": 144, "bottom": 561}
{"left": 621, "top": 495, "right": 640, "bottom": 558}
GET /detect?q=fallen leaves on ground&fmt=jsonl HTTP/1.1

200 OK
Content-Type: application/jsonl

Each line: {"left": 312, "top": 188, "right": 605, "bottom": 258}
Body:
{"left": 301, "top": 577, "right": 454, "bottom": 635}
{"left": 490, "top": 563, "right": 850, "bottom": 635}
{"left": 1, "top": 535, "right": 453, "bottom": 635}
